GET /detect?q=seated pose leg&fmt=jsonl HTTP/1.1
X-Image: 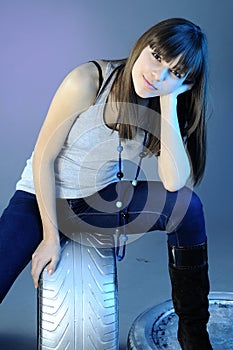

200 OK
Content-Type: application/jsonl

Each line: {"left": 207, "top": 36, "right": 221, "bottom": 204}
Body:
{"left": 165, "top": 188, "right": 213, "bottom": 350}
{"left": 0, "top": 190, "right": 43, "bottom": 303}
{"left": 0, "top": 181, "right": 212, "bottom": 349}
{"left": 63, "top": 180, "right": 213, "bottom": 349}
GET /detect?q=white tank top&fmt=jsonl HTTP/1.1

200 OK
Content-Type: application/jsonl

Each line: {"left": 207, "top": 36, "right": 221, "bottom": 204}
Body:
{"left": 16, "top": 62, "right": 146, "bottom": 198}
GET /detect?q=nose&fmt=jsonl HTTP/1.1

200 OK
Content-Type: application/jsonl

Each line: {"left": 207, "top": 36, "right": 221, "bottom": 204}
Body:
{"left": 152, "top": 66, "right": 168, "bottom": 81}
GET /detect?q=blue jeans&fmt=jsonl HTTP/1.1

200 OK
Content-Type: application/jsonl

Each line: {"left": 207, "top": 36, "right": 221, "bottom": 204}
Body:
{"left": 0, "top": 181, "right": 207, "bottom": 302}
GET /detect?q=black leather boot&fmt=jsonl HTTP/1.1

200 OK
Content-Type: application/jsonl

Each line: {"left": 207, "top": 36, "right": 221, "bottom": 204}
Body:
{"left": 168, "top": 241, "right": 213, "bottom": 350}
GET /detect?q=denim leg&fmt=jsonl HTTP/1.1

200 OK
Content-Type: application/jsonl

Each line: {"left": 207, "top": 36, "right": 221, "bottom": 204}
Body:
{"left": 119, "top": 182, "right": 206, "bottom": 247}
{"left": 0, "top": 184, "right": 206, "bottom": 302}
{"left": 165, "top": 186, "right": 207, "bottom": 247}
{"left": 61, "top": 181, "right": 206, "bottom": 247}
{"left": 0, "top": 190, "right": 43, "bottom": 303}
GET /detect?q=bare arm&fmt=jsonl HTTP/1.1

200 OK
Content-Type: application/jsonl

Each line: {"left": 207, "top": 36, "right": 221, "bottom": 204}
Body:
{"left": 158, "top": 85, "right": 191, "bottom": 192}
{"left": 31, "top": 62, "right": 101, "bottom": 287}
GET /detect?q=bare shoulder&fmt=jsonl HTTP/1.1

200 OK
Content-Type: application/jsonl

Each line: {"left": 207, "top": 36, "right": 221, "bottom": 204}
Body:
{"left": 57, "top": 59, "right": 122, "bottom": 108}
{"left": 62, "top": 59, "right": 115, "bottom": 104}
{"left": 62, "top": 62, "right": 100, "bottom": 104}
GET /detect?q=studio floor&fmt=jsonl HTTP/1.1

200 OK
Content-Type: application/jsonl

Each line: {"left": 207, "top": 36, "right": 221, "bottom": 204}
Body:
{"left": 0, "top": 218, "right": 232, "bottom": 349}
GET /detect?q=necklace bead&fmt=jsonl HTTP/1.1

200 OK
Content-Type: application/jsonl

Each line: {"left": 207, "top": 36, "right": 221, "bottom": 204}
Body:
{"left": 117, "top": 171, "right": 124, "bottom": 179}
{"left": 117, "top": 145, "right": 123, "bottom": 152}
{"left": 132, "top": 180, "right": 138, "bottom": 187}
{"left": 116, "top": 201, "right": 123, "bottom": 208}
{"left": 121, "top": 234, "right": 128, "bottom": 242}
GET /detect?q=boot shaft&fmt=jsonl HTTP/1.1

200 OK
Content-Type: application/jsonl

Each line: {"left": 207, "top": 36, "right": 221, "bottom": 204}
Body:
{"left": 168, "top": 241, "right": 213, "bottom": 350}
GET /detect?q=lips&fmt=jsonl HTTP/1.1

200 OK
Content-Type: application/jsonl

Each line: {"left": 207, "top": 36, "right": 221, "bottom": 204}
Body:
{"left": 143, "top": 76, "right": 157, "bottom": 90}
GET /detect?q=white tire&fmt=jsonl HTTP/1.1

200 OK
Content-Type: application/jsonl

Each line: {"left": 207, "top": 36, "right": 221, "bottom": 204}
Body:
{"left": 37, "top": 233, "right": 119, "bottom": 350}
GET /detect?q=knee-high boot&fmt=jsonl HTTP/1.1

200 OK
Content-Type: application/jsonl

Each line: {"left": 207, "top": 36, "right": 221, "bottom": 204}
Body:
{"left": 168, "top": 241, "right": 213, "bottom": 350}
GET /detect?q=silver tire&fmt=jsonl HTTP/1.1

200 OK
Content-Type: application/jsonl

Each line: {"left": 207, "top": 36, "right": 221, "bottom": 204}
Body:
{"left": 127, "top": 292, "right": 233, "bottom": 350}
{"left": 37, "top": 233, "right": 119, "bottom": 349}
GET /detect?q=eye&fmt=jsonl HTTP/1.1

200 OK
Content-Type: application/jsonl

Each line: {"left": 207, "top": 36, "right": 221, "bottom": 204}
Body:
{"left": 170, "top": 69, "right": 183, "bottom": 79}
{"left": 151, "top": 51, "right": 161, "bottom": 62}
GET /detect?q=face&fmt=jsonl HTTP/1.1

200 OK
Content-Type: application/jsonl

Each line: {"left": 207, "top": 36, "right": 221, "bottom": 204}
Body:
{"left": 132, "top": 46, "right": 188, "bottom": 98}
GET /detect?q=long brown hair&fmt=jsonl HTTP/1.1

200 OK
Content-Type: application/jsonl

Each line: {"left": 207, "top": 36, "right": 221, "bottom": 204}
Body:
{"left": 109, "top": 18, "right": 209, "bottom": 186}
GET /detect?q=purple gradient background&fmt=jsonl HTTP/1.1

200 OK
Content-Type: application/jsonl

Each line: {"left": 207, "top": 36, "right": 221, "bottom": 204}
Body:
{"left": 0, "top": 1, "right": 232, "bottom": 349}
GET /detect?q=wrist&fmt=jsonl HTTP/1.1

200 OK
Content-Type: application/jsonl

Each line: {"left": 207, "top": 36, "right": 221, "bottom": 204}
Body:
{"left": 42, "top": 224, "right": 60, "bottom": 241}
{"left": 160, "top": 94, "right": 177, "bottom": 119}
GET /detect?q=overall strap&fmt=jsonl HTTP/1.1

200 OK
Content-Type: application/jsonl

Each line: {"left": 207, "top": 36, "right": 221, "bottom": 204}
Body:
{"left": 89, "top": 60, "right": 104, "bottom": 95}
{"left": 89, "top": 60, "right": 121, "bottom": 104}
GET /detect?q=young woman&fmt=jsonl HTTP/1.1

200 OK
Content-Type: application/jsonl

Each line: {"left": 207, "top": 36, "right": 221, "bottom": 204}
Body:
{"left": 0, "top": 18, "right": 212, "bottom": 349}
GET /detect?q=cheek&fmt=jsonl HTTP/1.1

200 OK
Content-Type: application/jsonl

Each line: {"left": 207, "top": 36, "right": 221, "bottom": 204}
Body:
{"left": 132, "top": 59, "right": 141, "bottom": 79}
{"left": 131, "top": 66, "right": 137, "bottom": 92}
{"left": 132, "top": 59, "right": 142, "bottom": 89}
{"left": 165, "top": 79, "right": 183, "bottom": 92}
{"left": 132, "top": 64, "right": 137, "bottom": 83}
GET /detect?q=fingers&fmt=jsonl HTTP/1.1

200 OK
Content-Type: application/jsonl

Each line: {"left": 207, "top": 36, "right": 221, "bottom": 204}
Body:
{"left": 178, "top": 84, "right": 192, "bottom": 95}
{"left": 31, "top": 239, "right": 61, "bottom": 288}
{"left": 31, "top": 252, "right": 48, "bottom": 288}
{"left": 46, "top": 256, "right": 60, "bottom": 276}
{"left": 186, "top": 83, "right": 194, "bottom": 91}
{"left": 31, "top": 253, "right": 59, "bottom": 288}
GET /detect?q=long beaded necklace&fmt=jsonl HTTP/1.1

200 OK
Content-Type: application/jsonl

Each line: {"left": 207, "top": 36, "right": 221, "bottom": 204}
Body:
{"left": 115, "top": 130, "right": 148, "bottom": 261}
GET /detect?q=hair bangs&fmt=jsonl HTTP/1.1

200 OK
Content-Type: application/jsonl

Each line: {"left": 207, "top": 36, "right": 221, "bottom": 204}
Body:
{"left": 173, "top": 45, "right": 204, "bottom": 80}
{"left": 148, "top": 28, "right": 205, "bottom": 78}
